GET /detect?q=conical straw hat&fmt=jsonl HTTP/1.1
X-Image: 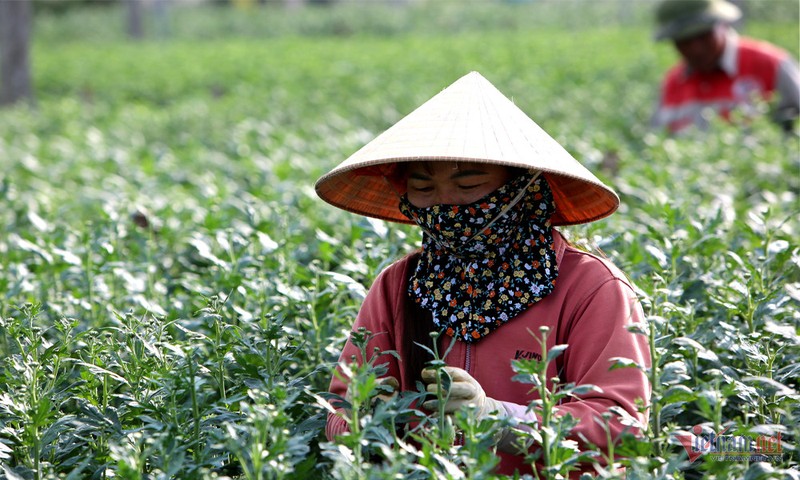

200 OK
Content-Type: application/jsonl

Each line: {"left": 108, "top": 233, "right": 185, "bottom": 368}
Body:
{"left": 315, "top": 71, "right": 619, "bottom": 226}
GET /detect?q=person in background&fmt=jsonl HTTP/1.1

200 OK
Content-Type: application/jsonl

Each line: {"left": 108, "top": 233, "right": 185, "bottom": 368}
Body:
{"left": 316, "top": 71, "right": 651, "bottom": 476}
{"left": 651, "top": 0, "right": 800, "bottom": 134}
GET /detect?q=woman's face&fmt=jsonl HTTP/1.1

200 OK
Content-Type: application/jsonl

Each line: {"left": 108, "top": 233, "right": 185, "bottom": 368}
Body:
{"left": 404, "top": 161, "right": 513, "bottom": 208}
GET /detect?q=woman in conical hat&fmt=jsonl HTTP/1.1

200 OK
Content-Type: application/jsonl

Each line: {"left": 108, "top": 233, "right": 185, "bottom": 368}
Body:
{"left": 317, "top": 72, "right": 651, "bottom": 476}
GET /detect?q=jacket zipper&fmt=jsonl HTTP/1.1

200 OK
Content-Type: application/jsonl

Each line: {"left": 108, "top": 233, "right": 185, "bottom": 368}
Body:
{"left": 452, "top": 343, "right": 472, "bottom": 447}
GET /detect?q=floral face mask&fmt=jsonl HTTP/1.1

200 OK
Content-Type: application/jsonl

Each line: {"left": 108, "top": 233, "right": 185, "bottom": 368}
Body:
{"left": 398, "top": 172, "right": 559, "bottom": 343}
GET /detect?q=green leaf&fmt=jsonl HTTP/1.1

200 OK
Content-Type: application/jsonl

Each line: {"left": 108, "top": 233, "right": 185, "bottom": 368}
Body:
{"left": 566, "top": 384, "right": 603, "bottom": 396}
{"left": 743, "top": 376, "right": 797, "bottom": 398}
{"left": 661, "top": 384, "right": 696, "bottom": 404}
{"left": 743, "top": 462, "right": 776, "bottom": 480}
{"left": 608, "top": 356, "right": 643, "bottom": 371}
{"left": 660, "top": 361, "right": 691, "bottom": 385}
{"left": 1, "top": 465, "right": 27, "bottom": 480}
{"left": 546, "top": 344, "right": 569, "bottom": 364}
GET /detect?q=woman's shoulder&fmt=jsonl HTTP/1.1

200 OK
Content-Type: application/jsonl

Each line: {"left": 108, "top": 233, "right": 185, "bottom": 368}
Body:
{"left": 370, "top": 251, "right": 419, "bottom": 289}
{"left": 558, "top": 243, "right": 635, "bottom": 291}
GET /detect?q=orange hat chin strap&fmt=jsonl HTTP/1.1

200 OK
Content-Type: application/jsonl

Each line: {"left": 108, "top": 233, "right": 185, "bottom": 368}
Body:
{"left": 463, "top": 171, "right": 540, "bottom": 245}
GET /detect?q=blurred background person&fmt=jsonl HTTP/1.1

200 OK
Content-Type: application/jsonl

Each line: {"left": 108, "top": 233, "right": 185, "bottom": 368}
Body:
{"left": 650, "top": 0, "right": 800, "bottom": 134}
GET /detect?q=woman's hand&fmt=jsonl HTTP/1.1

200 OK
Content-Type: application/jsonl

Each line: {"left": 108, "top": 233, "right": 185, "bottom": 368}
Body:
{"left": 373, "top": 376, "right": 399, "bottom": 403}
{"left": 420, "top": 366, "right": 503, "bottom": 418}
{"left": 344, "top": 375, "right": 399, "bottom": 409}
{"left": 420, "top": 366, "right": 533, "bottom": 454}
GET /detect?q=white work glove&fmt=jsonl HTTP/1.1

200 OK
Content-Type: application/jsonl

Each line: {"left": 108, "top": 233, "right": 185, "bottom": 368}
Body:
{"left": 421, "top": 366, "right": 503, "bottom": 418}
{"left": 421, "top": 366, "right": 533, "bottom": 454}
{"left": 373, "top": 376, "right": 400, "bottom": 403}
{"left": 345, "top": 375, "right": 399, "bottom": 411}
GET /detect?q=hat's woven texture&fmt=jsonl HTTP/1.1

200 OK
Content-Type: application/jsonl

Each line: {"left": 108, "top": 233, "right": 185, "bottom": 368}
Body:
{"left": 315, "top": 71, "right": 619, "bottom": 226}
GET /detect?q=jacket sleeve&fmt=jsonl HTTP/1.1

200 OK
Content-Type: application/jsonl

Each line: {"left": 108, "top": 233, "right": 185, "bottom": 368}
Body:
{"left": 325, "top": 262, "right": 405, "bottom": 441}
{"left": 496, "top": 277, "right": 651, "bottom": 454}
{"left": 774, "top": 57, "right": 800, "bottom": 128}
{"left": 650, "top": 68, "right": 681, "bottom": 130}
{"left": 649, "top": 87, "right": 669, "bottom": 129}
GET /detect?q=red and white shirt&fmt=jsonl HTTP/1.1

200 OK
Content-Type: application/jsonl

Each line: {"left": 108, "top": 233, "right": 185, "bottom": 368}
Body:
{"left": 652, "top": 30, "right": 800, "bottom": 133}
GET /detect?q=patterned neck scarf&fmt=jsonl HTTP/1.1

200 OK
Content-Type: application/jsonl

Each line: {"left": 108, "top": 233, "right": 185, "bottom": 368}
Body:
{"left": 398, "top": 172, "right": 559, "bottom": 343}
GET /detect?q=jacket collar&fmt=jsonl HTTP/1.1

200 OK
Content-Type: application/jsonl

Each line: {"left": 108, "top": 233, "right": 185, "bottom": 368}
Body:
{"left": 719, "top": 28, "right": 739, "bottom": 76}
{"left": 553, "top": 228, "right": 568, "bottom": 264}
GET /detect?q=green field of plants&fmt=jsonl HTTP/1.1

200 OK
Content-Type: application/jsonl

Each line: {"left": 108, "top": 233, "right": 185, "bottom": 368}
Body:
{"left": 0, "top": 1, "right": 798, "bottom": 479}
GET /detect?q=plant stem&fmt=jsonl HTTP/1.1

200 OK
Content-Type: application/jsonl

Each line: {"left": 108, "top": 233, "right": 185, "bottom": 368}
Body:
{"left": 189, "top": 350, "right": 201, "bottom": 462}
{"left": 648, "top": 314, "right": 661, "bottom": 458}
{"left": 536, "top": 327, "right": 552, "bottom": 474}
{"left": 215, "top": 316, "right": 227, "bottom": 402}
{"left": 84, "top": 227, "right": 96, "bottom": 324}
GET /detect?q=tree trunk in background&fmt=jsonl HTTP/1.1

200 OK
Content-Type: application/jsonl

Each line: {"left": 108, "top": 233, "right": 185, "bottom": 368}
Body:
{"left": 0, "top": 0, "right": 33, "bottom": 106}
{"left": 127, "top": 0, "right": 144, "bottom": 40}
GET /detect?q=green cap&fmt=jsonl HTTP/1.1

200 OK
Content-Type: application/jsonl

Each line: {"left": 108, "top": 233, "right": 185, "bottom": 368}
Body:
{"left": 654, "top": 0, "right": 741, "bottom": 41}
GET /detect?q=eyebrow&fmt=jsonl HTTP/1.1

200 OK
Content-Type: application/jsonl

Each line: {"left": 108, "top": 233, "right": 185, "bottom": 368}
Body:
{"left": 408, "top": 169, "right": 489, "bottom": 181}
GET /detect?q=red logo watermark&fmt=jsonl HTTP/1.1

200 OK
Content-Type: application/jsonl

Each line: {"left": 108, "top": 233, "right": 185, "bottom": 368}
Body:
{"left": 676, "top": 425, "right": 783, "bottom": 463}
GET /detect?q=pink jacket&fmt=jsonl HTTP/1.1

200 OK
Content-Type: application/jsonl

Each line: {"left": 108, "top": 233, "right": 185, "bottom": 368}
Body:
{"left": 326, "top": 230, "right": 651, "bottom": 476}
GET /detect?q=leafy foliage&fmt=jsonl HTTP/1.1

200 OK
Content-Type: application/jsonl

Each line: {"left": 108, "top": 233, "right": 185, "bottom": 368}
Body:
{"left": 0, "top": 2, "right": 798, "bottom": 479}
